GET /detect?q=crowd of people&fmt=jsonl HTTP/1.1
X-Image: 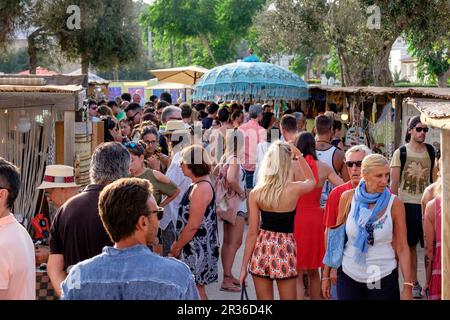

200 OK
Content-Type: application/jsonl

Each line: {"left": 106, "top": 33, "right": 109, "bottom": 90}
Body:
{"left": 0, "top": 90, "right": 442, "bottom": 301}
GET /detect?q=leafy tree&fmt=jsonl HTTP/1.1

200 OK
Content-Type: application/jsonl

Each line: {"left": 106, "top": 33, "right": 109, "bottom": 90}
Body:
{"left": 406, "top": 1, "right": 450, "bottom": 87}
{"left": 0, "top": 0, "right": 30, "bottom": 49}
{"left": 0, "top": 49, "right": 29, "bottom": 73}
{"left": 141, "top": 0, "right": 265, "bottom": 67}
{"left": 253, "top": 0, "right": 450, "bottom": 87}
{"left": 34, "top": 0, "right": 141, "bottom": 74}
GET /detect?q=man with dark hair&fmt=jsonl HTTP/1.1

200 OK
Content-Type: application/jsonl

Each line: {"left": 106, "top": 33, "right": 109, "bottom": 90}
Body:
{"left": 48, "top": 142, "right": 131, "bottom": 297}
{"left": 180, "top": 103, "right": 193, "bottom": 124}
{"left": 0, "top": 158, "right": 35, "bottom": 300}
{"left": 149, "top": 95, "right": 158, "bottom": 106}
{"left": 60, "top": 178, "right": 198, "bottom": 300}
{"left": 201, "top": 103, "right": 219, "bottom": 130}
{"left": 121, "top": 93, "right": 131, "bottom": 102}
{"left": 107, "top": 100, "right": 126, "bottom": 121}
{"left": 390, "top": 115, "right": 436, "bottom": 299}
{"left": 124, "top": 102, "right": 143, "bottom": 126}
{"left": 194, "top": 103, "right": 208, "bottom": 120}
{"left": 280, "top": 114, "right": 298, "bottom": 142}
{"left": 160, "top": 92, "right": 172, "bottom": 104}
{"left": 87, "top": 99, "right": 99, "bottom": 121}
{"left": 314, "top": 115, "right": 349, "bottom": 207}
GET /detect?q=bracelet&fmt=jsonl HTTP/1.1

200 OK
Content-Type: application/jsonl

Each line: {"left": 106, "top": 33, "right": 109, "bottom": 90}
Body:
{"left": 321, "top": 277, "right": 330, "bottom": 281}
{"left": 403, "top": 282, "right": 414, "bottom": 287}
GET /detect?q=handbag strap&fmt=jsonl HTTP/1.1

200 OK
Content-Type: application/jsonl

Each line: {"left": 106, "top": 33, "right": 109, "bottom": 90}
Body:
{"left": 334, "top": 189, "right": 355, "bottom": 227}
{"left": 240, "top": 284, "right": 249, "bottom": 300}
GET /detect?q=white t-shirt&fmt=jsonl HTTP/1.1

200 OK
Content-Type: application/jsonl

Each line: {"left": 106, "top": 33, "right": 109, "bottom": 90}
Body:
{"left": 0, "top": 214, "right": 35, "bottom": 300}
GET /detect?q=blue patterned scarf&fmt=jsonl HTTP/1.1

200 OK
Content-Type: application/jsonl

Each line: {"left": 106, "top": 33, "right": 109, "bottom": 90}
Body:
{"left": 352, "top": 180, "right": 390, "bottom": 265}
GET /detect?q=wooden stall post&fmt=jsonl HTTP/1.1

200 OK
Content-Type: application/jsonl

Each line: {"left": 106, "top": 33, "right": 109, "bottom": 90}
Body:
{"left": 441, "top": 129, "right": 450, "bottom": 299}
{"left": 394, "top": 95, "right": 403, "bottom": 149}
{"left": 64, "top": 111, "right": 75, "bottom": 166}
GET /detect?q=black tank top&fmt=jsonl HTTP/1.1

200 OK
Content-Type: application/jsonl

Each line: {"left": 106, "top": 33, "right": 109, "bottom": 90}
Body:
{"left": 260, "top": 209, "right": 296, "bottom": 233}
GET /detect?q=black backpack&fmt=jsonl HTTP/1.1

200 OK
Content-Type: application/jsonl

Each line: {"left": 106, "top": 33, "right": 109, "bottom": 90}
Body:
{"left": 399, "top": 143, "right": 435, "bottom": 184}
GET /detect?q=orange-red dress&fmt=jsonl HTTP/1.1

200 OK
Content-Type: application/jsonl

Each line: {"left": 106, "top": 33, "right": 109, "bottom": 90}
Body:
{"left": 294, "top": 155, "right": 325, "bottom": 269}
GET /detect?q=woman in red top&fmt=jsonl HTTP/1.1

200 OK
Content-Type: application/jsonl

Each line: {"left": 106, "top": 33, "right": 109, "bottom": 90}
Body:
{"left": 293, "top": 132, "right": 344, "bottom": 300}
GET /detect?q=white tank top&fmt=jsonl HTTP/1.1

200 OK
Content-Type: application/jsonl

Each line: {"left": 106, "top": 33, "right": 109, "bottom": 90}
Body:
{"left": 342, "top": 194, "right": 397, "bottom": 283}
{"left": 316, "top": 146, "right": 337, "bottom": 173}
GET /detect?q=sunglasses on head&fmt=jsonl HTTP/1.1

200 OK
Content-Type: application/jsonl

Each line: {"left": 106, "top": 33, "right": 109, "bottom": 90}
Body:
{"left": 414, "top": 127, "right": 429, "bottom": 133}
{"left": 149, "top": 207, "right": 164, "bottom": 220}
{"left": 345, "top": 160, "right": 362, "bottom": 168}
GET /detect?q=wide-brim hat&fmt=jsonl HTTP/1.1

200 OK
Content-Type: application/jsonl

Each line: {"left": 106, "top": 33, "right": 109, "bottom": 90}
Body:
{"left": 162, "top": 120, "right": 191, "bottom": 135}
{"left": 37, "top": 165, "right": 81, "bottom": 189}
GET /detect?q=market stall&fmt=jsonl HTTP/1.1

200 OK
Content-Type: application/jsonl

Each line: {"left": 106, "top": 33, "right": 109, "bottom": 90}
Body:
{"left": 0, "top": 75, "right": 85, "bottom": 229}
{"left": 408, "top": 97, "right": 450, "bottom": 300}
{"left": 307, "top": 85, "right": 450, "bottom": 158}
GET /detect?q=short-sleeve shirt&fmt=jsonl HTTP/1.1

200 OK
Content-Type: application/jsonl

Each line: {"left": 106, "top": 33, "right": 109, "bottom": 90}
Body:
{"left": 0, "top": 214, "right": 35, "bottom": 300}
{"left": 239, "top": 119, "right": 266, "bottom": 172}
{"left": 50, "top": 184, "right": 113, "bottom": 271}
{"left": 390, "top": 144, "right": 432, "bottom": 204}
{"left": 323, "top": 182, "right": 353, "bottom": 228}
{"left": 202, "top": 117, "right": 214, "bottom": 130}
{"left": 137, "top": 169, "right": 178, "bottom": 204}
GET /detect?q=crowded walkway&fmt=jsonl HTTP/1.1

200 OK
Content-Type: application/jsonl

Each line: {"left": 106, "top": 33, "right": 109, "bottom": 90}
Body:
{"left": 0, "top": 94, "right": 439, "bottom": 301}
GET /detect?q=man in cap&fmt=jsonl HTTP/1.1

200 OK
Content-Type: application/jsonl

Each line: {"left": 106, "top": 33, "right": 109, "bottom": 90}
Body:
{"left": 390, "top": 115, "right": 436, "bottom": 299}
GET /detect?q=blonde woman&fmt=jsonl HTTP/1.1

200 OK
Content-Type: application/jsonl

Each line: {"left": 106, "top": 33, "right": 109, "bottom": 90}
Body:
{"left": 323, "top": 154, "right": 413, "bottom": 300}
{"left": 239, "top": 141, "right": 316, "bottom": 300}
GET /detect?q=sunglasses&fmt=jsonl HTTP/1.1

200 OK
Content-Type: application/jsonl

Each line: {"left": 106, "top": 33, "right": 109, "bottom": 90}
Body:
{"left": 89, "top": 106, "right": 98, "bottom": 110}
{"left": 345, "top": 160, "right": 362, "bottom": 168}
{"left": 144, "top": 140, "right": 157, "bottom": 145}
{"left": 168, "top": 117, "right": 182, "bottom": 121}
{"left": 149, "top": 207, "right": 164, "bottom": 220}
{"left": 366, "top": 224, "right": 374, "bottom": 246}
{"left": 128, "top": 112, "right": 140, "bottom": 121}
{"left": 414, "top": 127, "right": 429, "bottom": 133}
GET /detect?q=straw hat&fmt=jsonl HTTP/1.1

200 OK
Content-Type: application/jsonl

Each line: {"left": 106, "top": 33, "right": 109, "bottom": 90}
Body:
{"left": 37, "top": 165, "right": 80, "bottom": 189}
{"left": 162, "top": 120, "right": 190, "bottom": 135}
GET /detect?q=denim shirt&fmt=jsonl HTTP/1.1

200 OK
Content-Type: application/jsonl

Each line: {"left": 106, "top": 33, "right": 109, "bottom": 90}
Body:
{"left": 61, "top": 244, "right": 199, "bottom": 300}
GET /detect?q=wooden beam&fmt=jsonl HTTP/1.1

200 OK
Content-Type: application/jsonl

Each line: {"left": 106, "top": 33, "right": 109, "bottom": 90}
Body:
{"left": 420, "top": 114, "right": 450, "bottom": 131}
{"left": 55, "top": 122, "right": 64, "bottom": 164}
{"left": 442, "top": 129, "right": 450, "bottom": 299}
{"left": 394, "top": 95, "right": 403, "bottom": 149}
{"left": 64, "top": 111, "right": 75, "bottom": 166}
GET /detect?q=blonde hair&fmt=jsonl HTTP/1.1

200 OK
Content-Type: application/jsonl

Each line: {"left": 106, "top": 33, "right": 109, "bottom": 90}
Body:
{"left": 361, "top": 153, "right": 389, "bottom": 176}
{"left": 253, "top": 141, "right": 292, "bottom": 208}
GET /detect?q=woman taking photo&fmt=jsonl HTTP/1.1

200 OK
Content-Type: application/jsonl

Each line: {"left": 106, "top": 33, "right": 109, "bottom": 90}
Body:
{"left": 322, "top": 154, "right": 413, "bottom": 300}
{"left": 124, "top": 141, "right": 179, "bottom": 208}
{"left": 240, "top": 141, "right": 316, "bottom": 300}
{"left": 141, "top": 126, "right": 170, "bottom": 172}
{"left": 293, "top": 132, "right": 344, "bottom": 300}
{"left": 170, "top": 145, "right": 219, "bottom": 300}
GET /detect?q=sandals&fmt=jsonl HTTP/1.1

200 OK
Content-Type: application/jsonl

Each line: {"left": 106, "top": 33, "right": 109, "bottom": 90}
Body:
{"left": 220, "top": 284, "right": 241, "bottom": 292}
